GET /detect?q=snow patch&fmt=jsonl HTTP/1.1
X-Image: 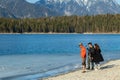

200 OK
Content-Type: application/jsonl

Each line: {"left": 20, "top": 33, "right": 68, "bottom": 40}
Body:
{"left": 75, "top": 0, "right": 84, "bottom": 6}
{"left": 64, "top": 10, "right": 72, "bottom": 16}
{"left": 45, "top": 12, "right": 48, "bottom": 17}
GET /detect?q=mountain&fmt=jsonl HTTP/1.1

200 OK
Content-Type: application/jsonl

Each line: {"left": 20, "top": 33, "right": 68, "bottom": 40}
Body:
{"left": 0, "top": 7, "right": 15, "bottom": 18}
{"left": 36, "top": 0, "right": 120, "bottom": 16}
{"left": 0, "top": 0, "right": 120, "bottom": 18}
{"left": 0, "top": 0, "right": 60, "bottom": 18}
{"left": 85, "top": 0, "right": 120, "bottom": 15}
{"left": 36, "top": 0, "right": 87, "bottom": 16}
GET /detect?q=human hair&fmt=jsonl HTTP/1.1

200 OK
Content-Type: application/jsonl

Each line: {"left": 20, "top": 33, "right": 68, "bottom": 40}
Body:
{"left": 79, "top": 43, "right": 83, "bottom": 46}
{"left": 88, "top": 42, "right": 92, "bottom": 45}
{"left": 94, "top": 43, "right": 100, "bottom": 50}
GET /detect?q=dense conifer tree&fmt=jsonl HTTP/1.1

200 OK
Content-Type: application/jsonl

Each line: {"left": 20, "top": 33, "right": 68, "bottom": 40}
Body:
{"left": 0, "top": 14, "right": 120, "bottom": 33}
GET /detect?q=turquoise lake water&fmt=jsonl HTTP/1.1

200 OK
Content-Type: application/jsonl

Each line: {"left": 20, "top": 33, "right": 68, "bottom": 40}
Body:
{"left": 0, "top": 34, "right": 120, "bottom": 80}
{"left": 0, "top": 34, "right": 120, "bottom": 55}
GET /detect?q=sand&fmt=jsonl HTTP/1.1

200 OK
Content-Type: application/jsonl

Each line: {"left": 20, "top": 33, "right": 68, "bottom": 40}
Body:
{"left": 43, "top": 60, "right": 120, "bottom": 80}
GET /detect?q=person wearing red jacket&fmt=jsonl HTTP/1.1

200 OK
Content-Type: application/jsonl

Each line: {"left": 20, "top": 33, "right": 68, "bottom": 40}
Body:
{"left": 79, "top": 43, "right": 86, "bottom": 73}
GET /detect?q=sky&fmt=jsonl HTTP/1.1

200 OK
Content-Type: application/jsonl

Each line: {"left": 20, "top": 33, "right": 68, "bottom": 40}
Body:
{"left": 26, "top": 0, "right": 39, "bottom": 3}
{"left": 115, "top": 0, "right": 120, "bottom": 4}
{"left": 26, "top": 0, "right": 120, "bottom": 4}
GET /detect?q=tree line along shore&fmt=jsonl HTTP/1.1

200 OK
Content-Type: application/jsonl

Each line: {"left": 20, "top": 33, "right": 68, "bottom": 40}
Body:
{"left": 0, "top": 14, "right": 120, "bottom": 33}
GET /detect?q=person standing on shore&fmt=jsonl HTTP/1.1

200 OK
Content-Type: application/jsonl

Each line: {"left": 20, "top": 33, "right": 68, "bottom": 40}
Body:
{"left": 79, "top": 43, "right": 87, "bottom": 73}
{"left": 87, "top": 42, "right": 94, "bottom": 70}
{"left": 93, "top": 43, "right": 104, "bottom": 70}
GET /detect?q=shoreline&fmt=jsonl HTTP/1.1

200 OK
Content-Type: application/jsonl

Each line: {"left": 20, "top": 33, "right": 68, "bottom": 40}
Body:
{"left": 42, "top": 59, "right": 120, "bottom": 80}
{"left": 0, "top": 32, "right": 120, "bottom": 34}
{"left": 0, "top": 32, "right": 78, "bottom": 35}
{"left": 0, "top": 55, "right": 120, "bottom": 80}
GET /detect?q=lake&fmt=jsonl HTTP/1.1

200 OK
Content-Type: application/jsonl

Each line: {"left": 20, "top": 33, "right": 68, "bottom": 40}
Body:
{"left": 0, "top": 34, "right": 120, "bottom": 80}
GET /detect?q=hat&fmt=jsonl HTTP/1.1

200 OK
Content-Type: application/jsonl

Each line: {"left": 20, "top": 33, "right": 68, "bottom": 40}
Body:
{"left": 79, "top": 43, "right": 83, "bottom": 46}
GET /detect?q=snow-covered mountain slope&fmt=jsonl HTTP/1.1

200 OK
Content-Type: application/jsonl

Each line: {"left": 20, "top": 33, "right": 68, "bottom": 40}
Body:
{"left": 0, "top": 0, "right": 120, "bottom": 18}
{"left": 36, "top": 0, "right": 120, "bottom": 16}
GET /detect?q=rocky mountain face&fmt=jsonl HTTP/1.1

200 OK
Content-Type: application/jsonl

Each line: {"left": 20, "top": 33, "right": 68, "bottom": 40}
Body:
{"left": 85, "top": 0, "right": 120, "bottom": 15}
{"left": 0, "top": 0, "right": 60, "bottom": 18}
{"left": 0, "top": 7, "right": 15, "bottom": 18}
{"left": 36, "top": 0, "right": 120, "bottom": 15}
{"left": 35, "top": 0, "right": 87, "bottom": 16}
{"left": 0, "top": 0, "right": 120, "bottom": 18}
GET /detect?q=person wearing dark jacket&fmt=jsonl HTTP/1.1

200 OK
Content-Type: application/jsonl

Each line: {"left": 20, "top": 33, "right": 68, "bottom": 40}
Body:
{"left": 93, "top": 43, "right": 104, "bottom": 70}
{"left": 87, "top": 42, "right": 94, "bottom": 70}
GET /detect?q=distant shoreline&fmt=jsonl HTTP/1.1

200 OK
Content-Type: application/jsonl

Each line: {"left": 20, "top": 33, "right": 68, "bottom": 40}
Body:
{"left": 0, "top": 32, "right": 120, "bottom": 34}
{"left": 83, "top": 32, "right": 120, "bottom": 34}
{"left": 0, "top": 32, "right": 78, "bottom": 34}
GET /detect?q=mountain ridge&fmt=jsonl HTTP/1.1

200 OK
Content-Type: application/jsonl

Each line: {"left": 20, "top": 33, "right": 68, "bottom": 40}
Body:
{"left": 0, "top": 0, "right": 120, "bottom": 18}
{"left": 36, "top": 0, "right": 120, "bottom": 16}
{"left": 0, "top": 0, "right": 60, "bottom": 18}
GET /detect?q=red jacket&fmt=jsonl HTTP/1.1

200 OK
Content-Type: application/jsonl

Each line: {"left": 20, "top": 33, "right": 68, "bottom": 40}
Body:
{"left": 80, "top": 46, "right": 86, "bottom": 58}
